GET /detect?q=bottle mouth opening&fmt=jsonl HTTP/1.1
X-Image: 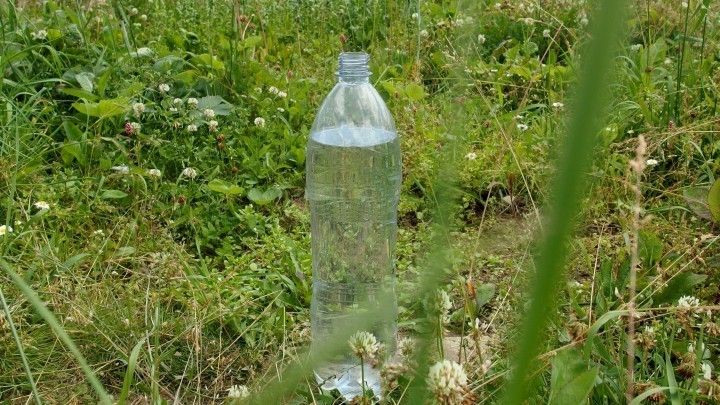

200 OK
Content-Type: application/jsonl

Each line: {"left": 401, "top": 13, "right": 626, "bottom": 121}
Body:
{"left": 338, "top": 52, "right": 370, "bottom": 80}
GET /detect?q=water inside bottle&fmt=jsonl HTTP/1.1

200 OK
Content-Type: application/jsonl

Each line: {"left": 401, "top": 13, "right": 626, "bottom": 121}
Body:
{"left": 306, "top": 126, "right": 401, "bottom": 399}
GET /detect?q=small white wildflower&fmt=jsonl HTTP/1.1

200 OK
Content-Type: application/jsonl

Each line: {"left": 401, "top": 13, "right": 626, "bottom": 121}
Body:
{"left": 186, "top": 124, "right": 198, "bottom": 133}
{"left": 187, "top": 97, "right": 199, "bottom": 108}
{"left": 277, "top": 91, "right": 287, "bottom": 98}
{"left": 664, "top": 58, "right": 672, "bottom": 65}
{"left": 146, "top": 169, "right": 162, "bottom": 178}
{"left": 169, "top": 107, "right": 178, "bottom": 113}
{"left": 522, "top": 17, "right": 535, "bottom": 26}
{"left": 34, "top": 201, "right": 50, "bottom": 210}
{"left": 702, "top": 362, "right": 712, "bottom": 380}
{"left": 132, "top": 102, "right": 145, "bottom": 117}
{"left": 552, "top": 102, "right": 564, "bottom": 109}
{"left": 93, "top": 229, "right": 105, "bottom": 237}
{"left": 678, "top": 295, "right": 700, "bottom": 309}
{"left": 129, "top": 7, "right": 138, "bottom": 15}
{"left": 0, "top": 225, "right": 13, "bottom": 236}
{"left": 420, "top": 29, "right": 429, "bottom": 38}
{"left": 580, "top": 17, "right": 589, "bottom": 25}
{"left": 227, "top": 385, "right": 249, "bottom": 399}
{"left": 254, "top": 87, "right": 262, "bottom": 93}
{"left": 254, "top": 117, "right": 266, "bottom": 127}
{"left": 465, "top": 152, "right": 477, "bottom": 161}
{"left": 630, "top": 44, "right": 642, "bottom": 51}
{"left": 31, "top": 30, "right": 48, "bottom": 40}
{"left": 517, "top": 123, "right": 529, "bottom": 131}
{"left": 111, "top": 165, "right": 130, "bottom": 174}
{"left": 682, "top": 1, "right": 688, "bottom": 8}
{"left": 173, "top": 98, "right": 183, "bottom": 105}
{"left": 203, "top": 108, "right": 215, "bottom": 119}
{"left": 158, "top": 83, "right": 170, "bottom": 93}
{"left": 477, "top": 34, "right": 486, "bottom": 44}
{"left": 139, "top": 14, "right": 147, "bottom": 21}
{"left": 543, "top": 29, "right": 551, "bottom": 38}
{"left": 427, "top": 360, "right": 468, "bottom": 405}
{"left": 436, "top": 290, "right": 452, "bottom": 323}
{"left": 181, "top": 167, "right": 197, "bottom": 179}
{"left": 645, "top": 159, "right": 658, "bottom": 166}
{"left": 268, "top": 86, "right": 279, "bottom": 95}
{"left": 412, "top": 12, "right": 419, "bottom": 20}
{"left": 130, "top": 122, "right": 141, "bottom": 134}
{"left": 277, "top": 107, "right": 285, "bottom": 113}
{"left": 349, "top": 331, "right": 380, "bottom": 360}
{"left": 208, "top": 120, "right": 219, "bottom": 132}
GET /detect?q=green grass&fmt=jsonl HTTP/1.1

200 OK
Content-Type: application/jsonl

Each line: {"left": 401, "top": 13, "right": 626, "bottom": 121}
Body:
{"left": 1, "top": 0, "right": 720, "bottom": 403}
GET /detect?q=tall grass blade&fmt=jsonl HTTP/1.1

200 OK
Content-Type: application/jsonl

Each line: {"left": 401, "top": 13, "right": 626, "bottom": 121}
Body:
{"left": 501, "top": 0, "right": 628, "bottom": 403}
{"left": 118, "top": 337, "right": 146, "bottom": 404}
{"left": 0, "top": 259, "right": 112, "bottom": 404}
{"left": 0, "top": 287, "right": 42, "bottom": 405}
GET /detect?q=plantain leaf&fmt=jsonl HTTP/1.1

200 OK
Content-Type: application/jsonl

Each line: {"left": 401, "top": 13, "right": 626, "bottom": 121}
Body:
{"left": 709, "top": 179, "right": 720, "bottom": 221}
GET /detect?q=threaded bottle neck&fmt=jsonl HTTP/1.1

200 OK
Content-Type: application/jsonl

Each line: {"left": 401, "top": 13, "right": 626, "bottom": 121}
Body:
{"left": 337, "top": 52, "right": 370, "bottom": 83}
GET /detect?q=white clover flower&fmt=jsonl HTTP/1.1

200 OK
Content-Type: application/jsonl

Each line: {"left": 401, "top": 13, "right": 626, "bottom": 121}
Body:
{"left": 645, "top": 159, "right": 659, "bottom": 166}
{"left": 173, "top": 98, "right": 183, "bottom": 105}
{"left": 187, "top": 97, "right": 199, "bottom": 108}
{"left": 517, "top": 123, "right": 529, "bottom": 131}
{"left": 277, "top": 91, "right": 287, "bottom": 98}
{"left": 146, "top": 169, "right": 162, "bottom": 178}
{"left": 664, "top": 58, "right": 672, "bottom": 65}
{"left": 703, "top": 362, "right": 712, "bottom": 380}
{"left": 630, "top": 44, "right": 642, "bottom": 51}
{"left": 552, "top": 102, "right": 564, "bottom": 109}
{"left": 0, "top": 225, "right": 13, "bottom": 236}
{"left": 139, "top": 14, "right": 147, "bottom": 21}
{"left": 465, "top": 152, "right": 477, "bottom": 161}
{"left": 129, "top": 7, "right": 139, "bottom": 15}
{"left": 227, "top": 385, "right": 249, "bottom": 399}
{"left": 277, "top": 107, "right": 285, "bottom": 113}
{"left": 477, "top": 34, "right": 486, "bottom": 44}
{"left": 678, "top": 295, "right": 700, "bottom": 309}
{"left": 412, "top": 12, "right": 419, "bottom": 20}
{"left": 186, "top": 124, "right": 198, "bottom": 133}
{"left": 580, "top": 17, "right": 589, "bottom": 25}
{"left": 543, "top": 29, "right": 551, "bottom": 38}
{"left": 92, "top": 229, "right": 105, "bottom": 237}
{"left": 203, "top": 108, "right": 215, "bottom": 119}
{"left": 111, "top": 165, "right": 130, "bottom": 174}
{"left": 208, "top": 120, "right": 219, "bottom": 132}
{"left": 349, "top": 331, "right": 380, "bottom": 360}
{"left": 181, "top": 167, "right": 197, "bottom": 179}
{"left": 682, "top": 1, "right": 688, "bottom": 8}
{"left": 132, "top": 102, "right": 145, "bottom": 117}
{"left": 436, "top": 289, "right": 452, "bottom": 323}
{"left": 420, "top": 29, "right": 429, "bottom": 38}
{"left": 427, "top": 360, "right": 468, "bottom": 405}
{"left": 34, "top": 201, "right": 50, "bottom": 210}
{"left": 158, "top": 83, "right": 170, "bottom": 93}
{"left": 169, "top": 107, "right": 178, "bottom": 113}
{"left": 31, "top": 30, "right": 48, "bottom": 40}
{"left": 268, "top": 86, "right": 279, "bottom": 95}
{"left": 522, "top": 17, "right": 535, "bottom": 26}
{"left": 254, "top": 117, "right": 266, "bottom": 127}
{"left": 254, "top": 87, "right": 262, "bottom": 93}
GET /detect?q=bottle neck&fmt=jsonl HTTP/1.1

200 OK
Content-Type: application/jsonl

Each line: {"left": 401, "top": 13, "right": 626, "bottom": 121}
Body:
{"left": 337, "top": 52, "right": 370, "bottom": 84}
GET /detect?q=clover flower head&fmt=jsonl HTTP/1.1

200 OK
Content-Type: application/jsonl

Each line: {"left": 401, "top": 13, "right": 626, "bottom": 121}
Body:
{"left": 208, "top": 120, "right": 219, "bottom": 132}
{"left": 132, "top": 102, "right": 145, "bottom": 117}
{"left": 645, "top": 159, "right": 658, "bottom": 166}
{"left": 254, "top": 117, "right": 266, "bottom": 127}
{"left": 543, "top": 29, "right": 551, "bottom": 38}
{"left": 465, "top": 152, "right": 477, "bottom": 161}
{"left": 111, "top": 165, "right": 130, "bottom": 174}
{"left": 187, "top": 97, "right": 199, "bottom": 108}
{"left": 146, "top": 169, "right": 162, "bottom": 178}
{"left": 158, "top": 83, "right": 170, "bottom": 93}
{"left": 203, "top": 108, "right": 215, "bottom": 119}
{"left": 427, "top": 360, "right": 468, "bottom": 405}
{"left": 181, "top": 167, "right": 197, "bottom": 179}
{"left": 517, "top": 123, "right": 529, "bottom": 131}
{"left": 0, "top": 225, "right": 13, "bottom": 236}
{"left": 31, "top": 30, "right": 48, "bottom": 40}
{"left": 34, "top": 201, "right": 50, "bottom": 210}
{"left": 477, "top": 34, "right": 486, "bottom": 44}
{"left": 173, "top": 98, "right": 183, "bottom": 105}
{"left": 349, "top": 331, "right": 380, "bottom": 360}
{"left": 227, "top": 384, "right": 249, "bottom": 399}
{"left": 678, "top": 295, "right": 700, "bottom": 309}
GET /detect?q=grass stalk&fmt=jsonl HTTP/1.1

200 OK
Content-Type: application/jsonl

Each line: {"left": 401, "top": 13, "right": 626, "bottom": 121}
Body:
{"left": 500, "top": 0, "right": 628, "bottom": 402}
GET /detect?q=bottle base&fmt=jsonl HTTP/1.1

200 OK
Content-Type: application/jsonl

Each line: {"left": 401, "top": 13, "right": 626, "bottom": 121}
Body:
{"left": 315, "top": 361, "right": 382, "bottom": 401}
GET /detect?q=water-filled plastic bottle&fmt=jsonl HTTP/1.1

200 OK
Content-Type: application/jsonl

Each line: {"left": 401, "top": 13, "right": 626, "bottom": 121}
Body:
{"left": 305, "top": 52, "right": 401, "bottom": 399}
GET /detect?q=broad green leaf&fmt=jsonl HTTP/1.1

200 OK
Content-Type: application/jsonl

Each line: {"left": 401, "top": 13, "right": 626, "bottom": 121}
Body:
{"left": 247, "top": 187, "right": 282, "bottom": 206}
{"left": 475, "top": 283, "right": 496, "bottom": 308}
{"left": 709, "top": 179, "right": 720, "bottom": 221}
{"left": 652, "top": 272, "right": 708, "bottom": 305}
{"left": 197, "top": 96, "right": 233, "bottom": 116}
{"left": 75, "top": 72, "right": 94, "bottom": 93}
{"left": 683, "top": 186, "right": 712, "bottom": 220}
{"left": 192, "top": 53, "right": 225, "bottom": 71}
{"left": 240, "top": 35, "right": 262, "bottom": 49}
{"left": 405, "top": 83, "right": 426, "bottom": 101}
{"left": 207, "top": 179, "right": 244, "bottom": 196}
{"left": 549, "top": 349, "right": 598, "bottom": 405}
{"left": 72, "top": 97, "right": 128, "bottom": 118}
{"left": 59, "top": 87, "right": 98, "bottom": 101}
{"left": 638, "top": 231, "right": 662, "bottom": 267}
{"left": 61, "top": 253, "right": 90, "bottom": 271}
{"left": 115, "top": 247, "right": 136, "bottom": 257}
{"left": 100, "top": 190, "right": 128, "bottom": 199}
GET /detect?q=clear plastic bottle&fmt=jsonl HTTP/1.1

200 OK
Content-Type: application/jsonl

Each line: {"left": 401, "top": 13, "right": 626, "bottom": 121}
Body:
{"left": 305, "top": 52, "right": 401, "bottom": 399}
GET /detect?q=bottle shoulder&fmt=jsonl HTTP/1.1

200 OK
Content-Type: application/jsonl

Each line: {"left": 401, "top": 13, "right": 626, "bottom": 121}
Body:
{"left": 311, "top": 82, "right": 396, "bottom": 133}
